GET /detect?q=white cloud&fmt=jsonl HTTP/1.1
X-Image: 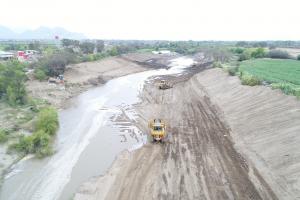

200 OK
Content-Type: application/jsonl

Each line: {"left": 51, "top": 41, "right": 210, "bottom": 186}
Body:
{"left": 1, "top": 0, "right": 300, "bottom": 40}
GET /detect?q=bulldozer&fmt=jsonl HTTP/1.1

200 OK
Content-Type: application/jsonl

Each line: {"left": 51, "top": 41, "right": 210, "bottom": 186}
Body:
{"left": 158, "top": 80, "right": 171, "bottom": 90}
{"left": 149, "top": 119, "right": 166, "bottom": 142}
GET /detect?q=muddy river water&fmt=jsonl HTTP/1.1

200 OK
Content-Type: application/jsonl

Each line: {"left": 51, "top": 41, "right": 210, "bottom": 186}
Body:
{"left": 0, "top": 57, "right": 195, "bottom": 200}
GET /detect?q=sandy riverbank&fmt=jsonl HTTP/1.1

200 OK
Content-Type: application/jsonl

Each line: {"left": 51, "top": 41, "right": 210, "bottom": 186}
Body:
{"left": 26, "top": 52, "right": 176, "bottom": 109}
{"left": 0, "top": 52, "right": 175, "bottom": 188}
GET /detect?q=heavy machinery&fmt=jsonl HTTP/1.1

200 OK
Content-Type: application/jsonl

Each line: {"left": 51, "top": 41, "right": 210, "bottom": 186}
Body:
{"left": 149, "top": 119, "right": 166, "bottom": 142}
{"left": 158, "top": 80, "right": 171, "bottom": 90}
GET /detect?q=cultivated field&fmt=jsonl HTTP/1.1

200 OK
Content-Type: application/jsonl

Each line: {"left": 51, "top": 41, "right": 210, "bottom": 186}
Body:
{"left": 239, "top": 59, "right": 300, "bottom": 96}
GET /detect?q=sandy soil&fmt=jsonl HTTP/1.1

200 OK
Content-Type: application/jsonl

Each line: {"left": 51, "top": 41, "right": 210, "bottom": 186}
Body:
{"left": 74, "top": 67, "right": 294, "bottom": 199}
{"left": 195, "top": 69, "right": 300, "bottom": 199}
{"left": 26, "top": 53, "right": 173, "bottom": 108}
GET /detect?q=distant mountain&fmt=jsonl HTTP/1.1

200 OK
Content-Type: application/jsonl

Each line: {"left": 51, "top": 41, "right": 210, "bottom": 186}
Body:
{"left": 0, "top": 26, "right": 86, "bottom": 40}
{"left": 0, "top": 26, "right": 18, "bottom": 39}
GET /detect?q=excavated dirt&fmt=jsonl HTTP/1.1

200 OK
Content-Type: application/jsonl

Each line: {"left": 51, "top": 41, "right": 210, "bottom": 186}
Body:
{"left": 75, "top": 68, "right": 283, "bottom": 200}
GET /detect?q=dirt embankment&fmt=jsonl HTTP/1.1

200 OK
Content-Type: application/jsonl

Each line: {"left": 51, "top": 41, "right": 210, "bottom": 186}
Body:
{"left": 195, "top": 68, "right": 300, "bottom": 199}
{"left": 75, "top": 67, "right": 286, "bottom": 199}
{"left": 26, "top": 53, "right": 174, "bottom": 109}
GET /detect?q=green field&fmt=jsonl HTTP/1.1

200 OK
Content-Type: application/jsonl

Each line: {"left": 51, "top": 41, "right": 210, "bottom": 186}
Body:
{"left": 239, "top": 59, "right": 300, "bottom": 97}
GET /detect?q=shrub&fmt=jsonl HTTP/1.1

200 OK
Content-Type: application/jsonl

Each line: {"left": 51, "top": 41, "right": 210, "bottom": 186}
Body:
{"left": 31, "top": 130, "right": 52, "bottom": 158}
{"left": 34, "top": 68, "right": 47, "bottom": 81}
{"left": 268, "top": 50, "right": 290, "bottom": 59}
{"left": 297, "top": 55, "right": 300, "bottom": 60}
{"left": 10, "top": 135, "right": 34, "bottom": 154}
{"left": 238, "top": 49, "right": 252, "bottom": 61}
{"left": 228, "top": 66, "right": 239, "bottom": 76}
{"left": 240, "top": 72, "right": 261, "bottom": 86}
{"left": 9, "top": 106, "right": 58, "bottom": 158}
{"left": 251, "top": 48, "right": 266, "bottom": 58}
{"left": 35, "top": 107, "right": 59, "bottom": 135}
{"left": 233, "top": 47, "right": 244, "bottom": 54}
{"left": 0, "top": 129, "right": 8, "bottom": 143}
{"left": 213, "top": 61, "right": 222, "bottom": 68}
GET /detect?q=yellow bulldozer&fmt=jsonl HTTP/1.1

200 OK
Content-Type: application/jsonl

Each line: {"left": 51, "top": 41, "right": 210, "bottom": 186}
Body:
{"left": 158, "top": 80, "right": 171, "bottom": 90}
{"left": 149, "top": 119, "right": 166, "bottom": 142}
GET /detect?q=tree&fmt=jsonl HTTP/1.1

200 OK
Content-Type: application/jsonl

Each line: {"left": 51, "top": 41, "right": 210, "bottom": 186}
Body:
{"left": 268, "top": 50, "right": 290, "bottom": 59}
{"left": 61, "top": 39, "right": 80, "bottom": 48}
{"left": 28, "top": 41, "right": 41, "bottom": 50}
{"left": 43, "top": 51, "right": 76, "bottom": 76}
{"left": 251, "top": 48, "right": 266, "bottom": 58}
{"left": 95, "top": 40, "right": 104, "bottom": 53}
{"left": 0, "top": 61, "right": 27, "bottom": 105}
{"left": 236, "top": 41, "right": 249, "bottom": 47}
{"left": 79, "top": 41, "right": 95, "bottom": 54}
{"left": 108, "top": 46, "right": 118, "bottom": 56}
{"left": 238, "top": 49, "right": 252, "bottom": 61}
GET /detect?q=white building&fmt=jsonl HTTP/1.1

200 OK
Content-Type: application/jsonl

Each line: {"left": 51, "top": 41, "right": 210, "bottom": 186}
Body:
{"left": 0, "top": 51, "right": 15, "bottom": 60}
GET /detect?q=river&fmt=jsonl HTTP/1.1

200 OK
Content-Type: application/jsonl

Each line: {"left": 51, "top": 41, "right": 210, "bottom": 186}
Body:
{"left": 0, "top": 57, "right": 195, "bottom": 200}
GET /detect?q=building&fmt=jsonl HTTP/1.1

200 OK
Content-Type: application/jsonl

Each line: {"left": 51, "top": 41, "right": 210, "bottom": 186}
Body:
{"left": 0, "top": 51, "right": 15, "bottom": 60}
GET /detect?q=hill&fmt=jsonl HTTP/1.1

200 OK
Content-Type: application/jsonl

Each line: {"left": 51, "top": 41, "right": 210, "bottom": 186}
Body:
{"left": 0, "top": 25, "right": 86, "bottom": 40}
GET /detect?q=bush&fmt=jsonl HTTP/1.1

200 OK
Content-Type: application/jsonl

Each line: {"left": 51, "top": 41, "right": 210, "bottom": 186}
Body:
{"left": 238, "top": 49, "right": 252, "bottom": 61}
{"left": 297, "top": 55, "right": 300, "bottom": 60}
{"left": 10, "top": 135, "right": 34, "bottom": 154}
{"left": 213, "top": 61, "right": 222, "bottom": 68}
{"left": 34, "top": 68, "right": 47, "bottom": 81}
{"left": 240, "top": 72, "right": 261, "bottom": 86}
{"left": 233, "top": 47, "right": 244, "bottom": 54}
{"left": 9, "top": 106, "right": 58, "bottom": 158}
{"left": 31, "top": 130, "right": 52, "bottom": 158}
{"left": 0, "top": 129, "right": 8, "bottom": 143}
{"left": 251, "top": 48, "right": 266, "bottom": 58}
{"left": 268, "top": 50, "right": 290, "bottom": 59}
{"left": 35, "top": 107, "right": 59, "bottom": 135}
{"left": 228, "top": 66, "right": 239, "bottom": 76}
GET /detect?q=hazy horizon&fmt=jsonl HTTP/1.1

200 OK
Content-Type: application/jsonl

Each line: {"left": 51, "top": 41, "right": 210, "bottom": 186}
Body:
{"left": 1, "top": 0, "right": 300, "bottom": 41}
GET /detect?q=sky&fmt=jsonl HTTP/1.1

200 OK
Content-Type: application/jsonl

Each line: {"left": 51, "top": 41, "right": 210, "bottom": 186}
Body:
{"left": 1, "top": 0, "right": 300, "bottom": 40}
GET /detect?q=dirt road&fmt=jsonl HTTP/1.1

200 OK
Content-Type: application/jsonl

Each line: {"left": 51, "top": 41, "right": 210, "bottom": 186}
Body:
{"left": 75, "top": 68, "right": 278, "bottom": 199}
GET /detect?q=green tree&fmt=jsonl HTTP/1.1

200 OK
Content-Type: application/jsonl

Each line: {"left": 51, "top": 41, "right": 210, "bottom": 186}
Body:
{"left": 79, "top": 41, "right": 95, "bottom": 54}
{"left": 0, "top": 61, "right": 27, "bottom": 105}
{"left": 251, "top": 48, "right": 266, "bottom": 58}
{"left": 96, "top": 40, "right": 104, "bottom": 53}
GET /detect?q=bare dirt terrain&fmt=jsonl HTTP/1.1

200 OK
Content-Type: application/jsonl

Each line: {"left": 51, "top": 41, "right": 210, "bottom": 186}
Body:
{"left": 74, "top": 67, "right": 299, "bottom": 200}
{"left": 26, "top": 53, "right": 174, "bottom": 108}
{"left": 196, "top": 69, "right": 300, "bottom": 199}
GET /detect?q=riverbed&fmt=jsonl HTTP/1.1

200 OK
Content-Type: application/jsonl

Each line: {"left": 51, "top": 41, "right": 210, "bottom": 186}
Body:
{"left": 0, "top": 57, "right": 195, "bottom": 200}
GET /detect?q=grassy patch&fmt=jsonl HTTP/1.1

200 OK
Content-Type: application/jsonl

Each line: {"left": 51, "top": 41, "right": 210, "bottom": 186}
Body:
{"left": 239, "top": 59, "right": 300, "bottom": 96}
